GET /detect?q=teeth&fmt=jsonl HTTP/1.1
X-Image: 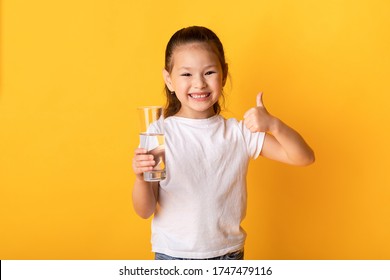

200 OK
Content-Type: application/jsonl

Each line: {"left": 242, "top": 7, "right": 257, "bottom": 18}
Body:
{"left": 191, "top": 93, "right": 209, "bottom": 99}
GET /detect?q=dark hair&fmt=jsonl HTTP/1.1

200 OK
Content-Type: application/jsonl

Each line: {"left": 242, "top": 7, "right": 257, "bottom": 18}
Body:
{"left": 163, "top": 26, "right": 228, "bottom": 118}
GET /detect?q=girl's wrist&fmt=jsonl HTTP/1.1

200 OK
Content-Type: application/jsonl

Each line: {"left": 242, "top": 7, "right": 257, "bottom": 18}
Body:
{"left": 135, "top": 174, "right": 145, "bottom": 182}
{"left": 269, "top": 116, "right": 282, "bottom": 135}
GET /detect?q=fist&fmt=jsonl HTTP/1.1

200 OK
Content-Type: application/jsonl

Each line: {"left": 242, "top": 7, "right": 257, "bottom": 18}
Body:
{"left": 243, "top": 92, "right": 275, "bottom": 133}
{"left": 132, "top": 148, "right": 155, "bottom": 179}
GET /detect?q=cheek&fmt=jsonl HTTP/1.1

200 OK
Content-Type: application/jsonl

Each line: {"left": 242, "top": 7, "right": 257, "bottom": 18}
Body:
{"left": 174, "top": 80, "right": 191, "bottom": 92}
{"left": 173, "top": 83, "right": 188, "bottom": 98}
{"left": 173, "top": 84, "right": 186, "bottom": 94}
{"left": 210, "top": 77, "right": 223, "bottom": 91}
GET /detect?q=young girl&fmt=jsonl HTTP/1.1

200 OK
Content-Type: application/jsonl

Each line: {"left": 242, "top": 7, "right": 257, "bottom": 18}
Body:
{"left": 132, "top": 26, "right": 314, "bottom": 260}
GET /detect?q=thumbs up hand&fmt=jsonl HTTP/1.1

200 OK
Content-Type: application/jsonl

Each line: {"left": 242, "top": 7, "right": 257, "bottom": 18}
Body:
{"left": 244, "top": 92, "right": 275, "bottom": 133}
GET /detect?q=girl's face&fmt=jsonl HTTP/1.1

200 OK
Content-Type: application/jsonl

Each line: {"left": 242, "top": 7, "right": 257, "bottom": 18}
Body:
{"left": 163, "top": 42, "right": 225, "bottom": 119}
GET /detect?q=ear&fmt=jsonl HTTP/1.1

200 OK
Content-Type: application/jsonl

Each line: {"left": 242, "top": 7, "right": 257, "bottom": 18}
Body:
{"left": 163, "top": 69, "right": 174, "bottom": 92}
{"left": 222, "top": 63, "right": 228, "bottom": 87}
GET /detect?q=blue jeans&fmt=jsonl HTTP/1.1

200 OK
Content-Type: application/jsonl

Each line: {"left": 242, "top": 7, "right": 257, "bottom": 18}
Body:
{"left": 155, "top": 249, "right": 244, "bottom": 260}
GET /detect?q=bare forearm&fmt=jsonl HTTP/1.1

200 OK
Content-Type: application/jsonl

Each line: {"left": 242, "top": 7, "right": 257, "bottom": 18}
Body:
{"left": 244, "top": 92, "right": 314, "bottom": 166}
{"left": 268, "top": 118, "right": 315, "bottom": 166}
{"left": 132, "top": 177, "right": 158, "bottom": 219}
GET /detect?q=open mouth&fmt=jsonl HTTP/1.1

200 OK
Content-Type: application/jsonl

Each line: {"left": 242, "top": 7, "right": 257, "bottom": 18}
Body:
{"left": 189, "top": 93, "right": 211, "bottom": 99}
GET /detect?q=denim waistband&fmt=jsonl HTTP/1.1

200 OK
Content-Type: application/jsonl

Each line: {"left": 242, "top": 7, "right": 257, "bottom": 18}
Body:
{"left": 155, "top": 248, "right": 244, "bottom": 260}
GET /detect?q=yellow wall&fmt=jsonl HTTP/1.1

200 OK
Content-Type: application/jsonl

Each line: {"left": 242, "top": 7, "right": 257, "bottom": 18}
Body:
{"left": 1, "top": 0, "right": 389, "bottom": 259}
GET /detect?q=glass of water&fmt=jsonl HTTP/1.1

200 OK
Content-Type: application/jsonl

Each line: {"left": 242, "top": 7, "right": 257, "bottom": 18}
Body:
{"left": 138, "top": 106, "right": 166, "bottom": 182}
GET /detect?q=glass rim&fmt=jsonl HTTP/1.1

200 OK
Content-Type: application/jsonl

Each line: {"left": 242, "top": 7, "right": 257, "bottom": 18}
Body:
{"left": 137, "top": 106, "right": 163, "bottom": 110}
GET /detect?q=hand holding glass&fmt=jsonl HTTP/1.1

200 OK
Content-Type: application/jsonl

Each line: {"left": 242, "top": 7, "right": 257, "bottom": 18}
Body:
{"left": 138, "top": 106, "right": 166, "bottom": 182}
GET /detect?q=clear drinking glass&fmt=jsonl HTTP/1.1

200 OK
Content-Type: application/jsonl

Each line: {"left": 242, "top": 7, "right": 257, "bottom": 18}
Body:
{"left": 138, "top": 106, "right": 166, "bottom": 182}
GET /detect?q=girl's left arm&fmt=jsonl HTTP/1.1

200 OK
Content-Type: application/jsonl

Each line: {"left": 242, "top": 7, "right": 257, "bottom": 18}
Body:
{"left": 244, "top": 92, "right": 315, "bottom": 166}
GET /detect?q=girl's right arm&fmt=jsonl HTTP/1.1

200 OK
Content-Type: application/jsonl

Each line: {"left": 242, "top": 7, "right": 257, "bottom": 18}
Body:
{"left": 132, "top": 148, "right": 159, "bottom": 219}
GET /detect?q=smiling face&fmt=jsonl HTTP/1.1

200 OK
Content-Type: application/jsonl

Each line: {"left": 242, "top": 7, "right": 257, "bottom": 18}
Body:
{"left": 163, "top": 42, "right": 225, "bottom": 119}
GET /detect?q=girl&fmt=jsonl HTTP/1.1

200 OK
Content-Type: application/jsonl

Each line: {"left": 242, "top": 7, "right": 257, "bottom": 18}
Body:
{"left": 132, "top": 26, "right": 314, "bottom": 260}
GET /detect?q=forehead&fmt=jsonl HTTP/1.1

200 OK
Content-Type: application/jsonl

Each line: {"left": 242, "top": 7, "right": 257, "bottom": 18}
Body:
{"left": 172, "top": 42, "right": 220, "bottom": 65}
{"left": 174, "top": 42, "right": 214, "bottom": 52}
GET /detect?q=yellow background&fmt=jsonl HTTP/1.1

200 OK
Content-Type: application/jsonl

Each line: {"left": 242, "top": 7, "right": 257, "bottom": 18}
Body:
{"left": 1, "top": 0, "right": 389, "bottom": 259}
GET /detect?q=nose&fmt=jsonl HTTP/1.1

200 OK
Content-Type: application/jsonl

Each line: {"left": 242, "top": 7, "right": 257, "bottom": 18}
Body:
{"left": 193, "top": 75, "right": 206, "bottom": 89}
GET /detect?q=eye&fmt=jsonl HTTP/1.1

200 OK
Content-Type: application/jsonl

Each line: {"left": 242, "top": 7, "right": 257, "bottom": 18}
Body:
{"left": 180, "top": 73, "right": 191, "bottom": 77}
{"left": 205, "top": 71, "right": 216, "bottom": 75}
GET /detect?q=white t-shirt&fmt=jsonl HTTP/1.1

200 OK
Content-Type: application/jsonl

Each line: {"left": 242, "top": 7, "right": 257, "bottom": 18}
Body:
{"left": 151, "top": 115, "right": 265, "bottom": 259}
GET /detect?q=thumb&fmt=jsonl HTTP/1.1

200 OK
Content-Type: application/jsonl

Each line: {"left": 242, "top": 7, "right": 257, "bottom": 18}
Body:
{"left": 256, "top": 92, "right": 264, "bottom": 107}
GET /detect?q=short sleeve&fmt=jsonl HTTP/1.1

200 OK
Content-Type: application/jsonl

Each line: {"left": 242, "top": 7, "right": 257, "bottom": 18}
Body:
{"left": 238, "top": 120, "right": 266, "bottom": 159}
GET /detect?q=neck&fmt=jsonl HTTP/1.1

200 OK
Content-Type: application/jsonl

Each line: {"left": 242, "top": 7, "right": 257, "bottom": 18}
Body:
{"left": 175, "top": 110, "right": 216, "bottom": 119}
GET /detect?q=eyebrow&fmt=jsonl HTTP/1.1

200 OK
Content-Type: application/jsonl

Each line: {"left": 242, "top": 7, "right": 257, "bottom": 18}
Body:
{"left": 177, "top": 65, "right": 218, "bottom": 70}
